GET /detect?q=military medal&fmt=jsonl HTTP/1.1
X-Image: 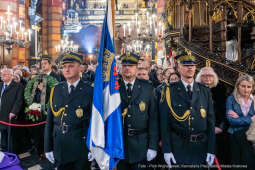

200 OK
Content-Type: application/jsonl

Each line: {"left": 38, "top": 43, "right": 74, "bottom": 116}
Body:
{"left": 76, "top": 108, "right": 83, "bottom": 118}
{"left": 139, "top": 101, "right": 146, "bottom": 112}
{"left": 200, "top": 108, "right": 206, "bottom": 118}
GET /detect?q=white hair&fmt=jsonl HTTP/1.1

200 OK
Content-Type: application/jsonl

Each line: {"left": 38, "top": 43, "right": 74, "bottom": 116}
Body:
{"left": 14, "top": 70, "right": 23, "bottom": 77}
{"left": 1, "top": 68, "right": 14, "bottom": 75}
{"left": 195, "top": 67, "right": 219, "bottom": 88}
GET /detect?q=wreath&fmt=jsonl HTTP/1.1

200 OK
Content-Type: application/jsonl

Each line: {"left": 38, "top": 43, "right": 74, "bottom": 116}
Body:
{"left": 24, "top": 75, "right": 58, "bottom": 121}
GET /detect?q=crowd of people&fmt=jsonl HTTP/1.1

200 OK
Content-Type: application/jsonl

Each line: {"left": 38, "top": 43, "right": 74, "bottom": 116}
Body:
{"left": 0, "top": 50, "right": 255, "bottom": 170}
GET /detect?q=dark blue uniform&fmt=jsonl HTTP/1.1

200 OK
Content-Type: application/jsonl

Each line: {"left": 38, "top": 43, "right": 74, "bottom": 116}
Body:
{"left": 159, "top": 80, "right": 215, "bottom": 167}
{"left": 44, "top": 80, "right": 93, "bottom": 169}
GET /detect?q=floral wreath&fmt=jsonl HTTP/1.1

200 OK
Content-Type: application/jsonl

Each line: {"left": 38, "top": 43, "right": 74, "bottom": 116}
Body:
{"left": 24, "top": 75, "right": 58, "bottom": 121}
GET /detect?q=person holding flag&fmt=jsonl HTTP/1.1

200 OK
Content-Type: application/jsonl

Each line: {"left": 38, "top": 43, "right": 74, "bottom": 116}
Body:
{"left": 117, "top": 51, "right": 159, "bottom": 170}
{"left": 86, "top": 0, "right": 125, "bottom": 170}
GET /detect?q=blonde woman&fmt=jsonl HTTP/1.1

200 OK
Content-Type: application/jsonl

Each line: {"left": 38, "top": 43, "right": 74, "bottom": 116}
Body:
{"left": 226, "top": 74, "right": 255, "bottom": 170}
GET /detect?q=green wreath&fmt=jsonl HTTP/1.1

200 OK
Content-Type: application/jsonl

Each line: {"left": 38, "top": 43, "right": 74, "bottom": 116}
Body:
{"left": 24, "top": 75, "right": 58, "bottom": 121}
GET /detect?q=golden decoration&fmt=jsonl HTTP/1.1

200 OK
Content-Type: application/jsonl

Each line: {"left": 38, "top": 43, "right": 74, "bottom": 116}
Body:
{"left": 139, "top": 101, "right": 146, "bottom": 112}
{"left": 122, "top": 108, "right": 128, "bottom": 124}
{"left": 76, "top": 108, "right": 83, "bottom": 118}
{"left": 200, "top": 108, "right": 207, "bottom": 118}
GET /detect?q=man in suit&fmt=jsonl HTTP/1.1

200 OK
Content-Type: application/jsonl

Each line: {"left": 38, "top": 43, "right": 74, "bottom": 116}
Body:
{"left": 0, "top": 68, "right": 24, "bottom": 152}
{"left": 44, "top": 52, "right": 93, "bottom": 170}
{"left": 117, "top": 52, "right": 158, "bottom": 170}
{"left": 41, "top": 55, "right": 61, "bottom": 81}
{"left": 159, "top": 52, "right": 215, "bottom": 169}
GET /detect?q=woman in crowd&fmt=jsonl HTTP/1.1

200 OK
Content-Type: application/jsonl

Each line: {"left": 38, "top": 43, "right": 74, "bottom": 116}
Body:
{"left": 196, "top": 67, "right": 230, "bottom": 167}
{"left": 169, "top": 72, "right": 179, "bottom": 83}
{"left": 226, "top": 74, "right": 255, "bottom": 170}
{"left": 162, "top": 67, "right": 175, "bottom": 84}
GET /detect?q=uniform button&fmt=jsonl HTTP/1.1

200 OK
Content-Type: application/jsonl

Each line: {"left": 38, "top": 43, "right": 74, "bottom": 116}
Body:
{"left": 63, "top": 122, "right": 66, "bottom": 125}
{"left": 191, "top": 128, "right": 194, "bottom": 131}
{"left": 191, "top": 117, "right": 194, "bottom": 120}
{"left": 128, "top": 105, "right": 131, "bottom": 108}
{"left": 64, "top": 113, "right": 67, "bottom": 116}
{"left": 128, "top": 124, "right": 131, "bottom": 127}
{"left": 178, "top": 104, "right": 182, "bottom": 107}
{"left": 65, "top": 105, "right": 68, "bottom": 108}
{"left": 127, "top": 114, "right": 131, "bottom": 117}
{"left": 190, "top": 107, "right": 192, "bottom": 109}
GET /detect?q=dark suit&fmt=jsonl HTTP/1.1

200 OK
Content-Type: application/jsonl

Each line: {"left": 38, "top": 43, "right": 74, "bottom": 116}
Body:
{"left": 44, "top": 80, "right": 93, "bottom": 169}
{"left": 159, "top": 80, "right": 215, "bottom": 167}
{"left": 117, "top": 78, "right": 158, "bottom": 170}
{"left": 0, "top": 81, "right": 24, "bottom": 151}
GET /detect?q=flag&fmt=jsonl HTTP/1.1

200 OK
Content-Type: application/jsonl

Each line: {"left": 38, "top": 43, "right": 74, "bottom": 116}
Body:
{"left": 86, "top": 0, "right": 125, "bottom": 170}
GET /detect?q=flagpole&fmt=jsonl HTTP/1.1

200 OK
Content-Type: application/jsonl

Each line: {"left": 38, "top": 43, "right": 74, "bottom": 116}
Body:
{"left": 111, "top": 0, "right": 116, "bottom": 44}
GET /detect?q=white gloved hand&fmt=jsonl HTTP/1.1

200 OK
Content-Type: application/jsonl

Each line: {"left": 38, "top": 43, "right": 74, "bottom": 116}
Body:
{"left": 164, "top": 152, "right": 176, "bottom": 168}
{"left": 206, "top": 153, "right": 215, "bottom": 166}
{"left": 88, "top": 152, "right": 94, "bottom": 161}
{"left": 45, "top": 151, "right": 55, "bottom": 164}
{"left": 146, "top": 149, "right": 157, "bottom": 161}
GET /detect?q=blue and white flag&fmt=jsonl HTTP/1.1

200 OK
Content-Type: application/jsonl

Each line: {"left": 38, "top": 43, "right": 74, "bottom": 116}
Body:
{"left": 86, "top": 0, "right": 124, "bottom": 170}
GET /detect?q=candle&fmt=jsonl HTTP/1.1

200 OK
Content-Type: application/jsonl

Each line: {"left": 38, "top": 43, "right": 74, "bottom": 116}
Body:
{"left": 123, "top": 24, "right": 126, "bottom": 37}
{"left": 0, "top": 16, "right": 3, "bottom": 29}
{"left": 24, "top": 32, "right": 27, "bottom": 41}
{"left": 19, "top": 20, "right": 22, "bottom": 31}
{"left": 28, "top": 29, "right": 31, "bottom": 41}
{"left": 135, "top": 13, "right": 138, "bottom": 26}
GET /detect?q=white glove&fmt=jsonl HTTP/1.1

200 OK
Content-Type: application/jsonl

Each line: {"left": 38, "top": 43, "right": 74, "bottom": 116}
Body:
{"left": 206, "top": 153, "right": 215, "bottom": 166}
{"left": 164, "top": 153, "right": 176, "bottom": 168}
{"left": 45, "top": 151, "right": 55, "bottom": 164}
{"left": 146, "top": 149, "right": 157, "bottom": 161}
{"left": 88, "top": 152, "right": 94, "bottom": 161}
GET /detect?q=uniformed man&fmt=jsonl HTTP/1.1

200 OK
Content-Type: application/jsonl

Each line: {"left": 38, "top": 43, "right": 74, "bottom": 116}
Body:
{"left": 159, "top": 52, "right": 215, "bottom": 169}
{"left": 117, "top": 52, "right": 158, "bottom": 170}
{"left": 44, "top": 52, "right": 93, "bottom": 170}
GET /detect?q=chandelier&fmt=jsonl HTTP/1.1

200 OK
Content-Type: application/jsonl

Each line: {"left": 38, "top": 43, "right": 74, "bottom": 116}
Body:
{"left": 63, "top": 9, "right": 82, "bottom": 34}
{"left": 0, "top": 6, "right": 31, "bottom": 52}
{"left": 55, "top": 35, "right": 79, "bottom": 53}
{"left": 118, "top": 6, "right": 164, "bottom": 54}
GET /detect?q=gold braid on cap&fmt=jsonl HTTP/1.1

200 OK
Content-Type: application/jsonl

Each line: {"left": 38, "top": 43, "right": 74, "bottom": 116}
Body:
{"left": 62, "top": 54, "right": 82, "bottom": 63}
{"left": 165, "top": 86, "right": 191, "bottom": 122}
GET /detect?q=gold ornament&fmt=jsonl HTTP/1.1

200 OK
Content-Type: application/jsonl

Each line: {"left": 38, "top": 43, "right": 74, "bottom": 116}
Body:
{"left": 139, "top": 101, "right": 146, "bottom": 112}
{"left": 200, "top": 108, "right": 206, "bottom": 118}
{"left": 76, "top": 108, "right": 83, "bottom": 118}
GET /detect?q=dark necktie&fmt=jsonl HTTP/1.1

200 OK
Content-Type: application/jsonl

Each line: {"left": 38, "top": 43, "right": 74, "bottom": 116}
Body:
{"left": 127, "top": 83, "right": 132, "bottom": 99}
{"left": 70, "top": 85, "right": 75, "bottom": 95}
{"left": 187, "top": 84, "right": 192, "bottom": 100}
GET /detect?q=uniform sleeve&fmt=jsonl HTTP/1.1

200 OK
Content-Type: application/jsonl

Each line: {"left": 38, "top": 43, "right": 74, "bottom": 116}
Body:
{"left": 206, "top": 88, "right": 215, "bottom": 154}
{"left": 44, "top": 90, "right": 54, "bottom": 153}
{"left": 226, "top": 96, "right": 252, "bottom": 126}
{"left": 159, "top": 88, "right": 172, "bottom": 153}
{"left": 148, "top": 87, "right": 159, "bottom": 150}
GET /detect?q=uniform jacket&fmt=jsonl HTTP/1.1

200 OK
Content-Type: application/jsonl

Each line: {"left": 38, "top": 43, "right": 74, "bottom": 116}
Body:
{"left": 159, "top": 80, "right": 215, "bottom": 154}
{"left": 0, "top": 81, "right": 24, "bottom": 129}
{"left": 44, "top": 80, "right": 93, "bottom": 165}
{"left": 119, "top": 78, "right": 158, "bottom": 163}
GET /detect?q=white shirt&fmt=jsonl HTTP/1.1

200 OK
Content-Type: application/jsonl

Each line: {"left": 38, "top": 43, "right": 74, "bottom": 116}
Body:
{"left": 124, "top": 78, "right": 136, "bottom": 91}
{"left": 67, "top": 79, "right": 80, "bottom": 94}
{"left": 3, "top": 81, "right": 12, "bottom": 87}
{"left": 181, "top": 79, "right": 194, "bottom": 92}
{"left": 46, "top": 71, "right": 51, "bottom": 76}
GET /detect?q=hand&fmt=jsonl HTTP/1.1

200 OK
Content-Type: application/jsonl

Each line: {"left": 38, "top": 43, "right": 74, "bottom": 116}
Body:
{"left": 146, "top": 149, "right": 157, "bottom": 161}
{"left": 9, "top": 113, "right": 15, "bottom": 120}
{"left": 164, "top": 153, "right": 176, "bottom": 168}
{"left": 251, "top": 115, "right": 255, "bottom": 121}
{"left": 206, "top": 153, "right": 215, "bottom": 166}
{"left": 45, "top": 152, "right": 55, "bottom": 164}
{"left": 38, "top": 82, "right": 44, "bottom": 91}
{"left": 228, "top": 110, "right": 239, "bottom": 118}
{"left": 88, "top": 152, "right": 94, "bottom": 162}
{"left": 215, "top": 127, "right": 223, "bottom": 134}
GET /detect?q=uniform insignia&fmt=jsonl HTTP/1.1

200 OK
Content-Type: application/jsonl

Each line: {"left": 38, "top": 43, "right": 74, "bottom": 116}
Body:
{"left": 139, "top": 101, "right": 146, "bottom": 112}
{"left": 76, "top": 108, "right": 83, "bottom": 118}
{"left": 122, "top": 108, "right": 128, "bottom": 124}
{"left": 200, "top": 108, "right": 206, "bottom": 118}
